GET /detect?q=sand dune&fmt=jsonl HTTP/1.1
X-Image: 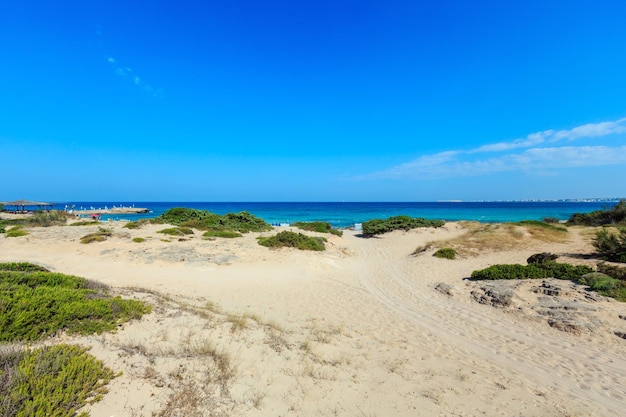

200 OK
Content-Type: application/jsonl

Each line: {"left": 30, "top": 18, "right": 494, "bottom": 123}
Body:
{"left": 1, "top": 221, "right": 625, "bottom": 416}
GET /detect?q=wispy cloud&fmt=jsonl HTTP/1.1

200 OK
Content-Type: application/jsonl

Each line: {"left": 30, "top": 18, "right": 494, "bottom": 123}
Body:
{"left": 359, "top": 118, "right": 626, "bottom": 180}
{"left": 97, "top": 28, "right": 163, "bottom": 97}
{"left": 106, "top": 55, "right": 163, "bottom": 96}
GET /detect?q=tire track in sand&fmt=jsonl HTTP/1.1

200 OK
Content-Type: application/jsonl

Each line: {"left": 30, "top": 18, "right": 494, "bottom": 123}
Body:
{"left": 353, "top": 236, "right": 626, "bottom": 416}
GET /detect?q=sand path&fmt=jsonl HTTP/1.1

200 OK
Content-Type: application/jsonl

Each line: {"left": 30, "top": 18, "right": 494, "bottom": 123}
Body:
{"left": 1, "top": 222, "right": 625, "bottom": 416}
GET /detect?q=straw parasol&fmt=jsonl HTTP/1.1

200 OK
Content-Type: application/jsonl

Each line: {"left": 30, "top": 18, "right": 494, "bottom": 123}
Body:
{"left": 1, "top": 200, "right": 54, "bottom": 212}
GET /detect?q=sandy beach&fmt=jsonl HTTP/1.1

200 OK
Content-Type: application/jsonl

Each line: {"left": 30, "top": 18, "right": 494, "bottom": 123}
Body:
{"left": 1, "top": 220, "right": 625, "bottom": 416}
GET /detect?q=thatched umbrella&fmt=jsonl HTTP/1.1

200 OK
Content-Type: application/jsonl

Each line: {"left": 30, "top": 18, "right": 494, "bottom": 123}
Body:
{"left": 1, "top": 200, "right": 54, "bottom": 213}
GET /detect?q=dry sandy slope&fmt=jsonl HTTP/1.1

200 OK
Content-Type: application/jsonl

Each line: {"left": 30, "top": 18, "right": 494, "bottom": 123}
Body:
{"left": 1, "top": 221, "right": 625, "bottom": 416}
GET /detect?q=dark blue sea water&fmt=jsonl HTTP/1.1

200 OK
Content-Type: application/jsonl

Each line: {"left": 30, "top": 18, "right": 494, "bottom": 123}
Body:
{"left": 62, "top": 201, "right": 621, "bottom": 228}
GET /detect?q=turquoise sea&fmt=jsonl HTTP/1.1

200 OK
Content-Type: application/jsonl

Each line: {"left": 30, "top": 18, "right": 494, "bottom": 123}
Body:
{"left": 65, "top": 201, "right": 622, "bottom": 228}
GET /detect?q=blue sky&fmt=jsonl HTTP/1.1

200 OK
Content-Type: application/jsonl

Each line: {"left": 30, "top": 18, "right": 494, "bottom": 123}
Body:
{"left": 1, "top": 0, "right": 626, "bottom": 202}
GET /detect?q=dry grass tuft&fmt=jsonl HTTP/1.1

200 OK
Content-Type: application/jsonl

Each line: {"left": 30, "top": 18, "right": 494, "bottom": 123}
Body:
{"left": 435, "top": 221, "right": 571, "bottom": 257}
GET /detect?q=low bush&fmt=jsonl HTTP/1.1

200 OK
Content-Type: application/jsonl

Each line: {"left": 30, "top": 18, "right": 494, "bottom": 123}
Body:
{"left": 5, "top": 227, "right": 28, "bottom": 238}
{"left": 153, "top": 208, "right": 272, "bottom": 233}
{"left": 433, "top": 247, "right": 457, "bottom": 260}
{"left": 567, "top": 200, "right": 626, "bottom": 226}
{"left": 293, "top": 221, "right": 343, "bottom": 237}
{"left": 471, "top": 261, "right": 593, "bottom": 281}
{"left": 0, "top": 262, "right": 49, "bottom": 272}
{"left": 69, "top": 221, "right": 101, "bottom": 226}
{"left": 157, "top": 227, "right": 194, "bottom": 236}
{"left": 593, "top": 227, "right": 626, "bottom": 263}
{"left": 578, "top": 272, "right": 626, "bottom": 302}
{"left": 597, "top": 262, "right": 626, "bottom": 281}
{"left": 80, "top": 229, "right": 112, "bottom": 244}
{"left": 527, "top": 252, "right": 559, "bottom": 264}
{"left": 123, "top": 219, "right": 150, "bottom": 229}
{"left": 0, "top": 269, "right": 150, "bottom": 342}
{"left": 26, "top": 210, "right": 70, "bottom": 227}
{"left": 257, "top": 231, "right": 326, "bottom": 251}
{"left": 132, "top": 237, "right": 146, "bottom": 243}
{"left": 0, "top": 344, "right": 117, "bottom": 417}
{"left": 362, "top": 215, "right": 445, "bottom": 237}
{"left": 203, "top": 230, "right": 242, "bottom": 239}
{"left": 543, "top": 217, "right": 560, "bottom": 224}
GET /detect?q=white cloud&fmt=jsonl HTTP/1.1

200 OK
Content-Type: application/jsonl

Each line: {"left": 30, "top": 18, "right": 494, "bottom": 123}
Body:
{"left": 105, "top": 54, "right": 162, "bottom": 96}
{"left": 359, "top": 117, "right": 626, "bottom": 181}
{"left": 549, "top": 118, "right": 626, "bottom": 141}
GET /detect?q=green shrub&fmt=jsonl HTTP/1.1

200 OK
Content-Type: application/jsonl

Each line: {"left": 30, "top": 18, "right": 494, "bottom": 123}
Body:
{"left": 567, "top": 200, "right": 626, "bottom": 226}
{"left": 433, "top": 247, "right": 457, "bottom": 260}
{"left": 542, "top": 217, "right": 560, "bottom": 224}
{"left": 578, "top": 272, "right": 626, "bottom": 302}
{"left": 471, "top": 261, "right": 592, "bottom": 281}
{"left": 132, "top": 237, "right": 146, "bottom": 243}
{"left": 0, "top": 344, "right": 116, "bottom": 417}
{"left": 0, "top": 270, "right": 150, "bottom": 342}
{"left": 0, "top": 262, "right": 49, "bottom": 272}
{"left": 593, "top": 227, "right": 626, "bottom": 262}
{"left": 123, "top": 219, "right": 150, "bottom": 229}
{"left": 257, "top": 231, "right": 326, "bottom": 251}
{"left": 0, "top": 223, "right": 5, "bottom": 234}
{"left": 70, "top": 221, "right": 101, "bottom": 226}
{"left": 25, "top": 210, "right": 69, "bottom": 227}
{"left": 157, "top": 227, "right": 194, "bottom": 236}
{"left": 293, "top": 222, "right": 343, "bottom": 237}
{"left": 596, "top": 262, "right": 626, "bottom": 281}
{"left": 526, "top": 252, "right": 559, "bottom": 264}
{"left": 6, "top": 227, "right": 28, "bottom": 238}
{"left": 153, "top": 208, "right": 272, "bottom": 233}
{"left": 202, "top": 230, "right": 242, "bottom": 239}
{"left": 362, "top": 216, "right": 445, "bottom": 237}
{"left": 80, "top": 229, "right": 112, "bottom": 244}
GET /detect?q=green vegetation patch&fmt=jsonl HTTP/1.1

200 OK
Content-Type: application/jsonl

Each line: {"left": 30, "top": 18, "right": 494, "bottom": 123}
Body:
{"left": 153, "top": 208, "right": 272, "bottom": 233}
{"left": 567, "top": 200, "right": 626, "bottom": 226}
{"left": 157, "top": 227, "right": 194, "bottom": 236}
{"left": 70, "top": 221, "right": 101, "bottom": 226}
{"left": 362, "top": 215, "right": 445, "bottom": 237}
{"left": 5, "top": 227, "right": 28, "bottom": 238}
{"left": 471, "top": 261, "right": 593, "bottom": 281}
{"left": 0, "top": 262, "right": 49, "bottom": 272}
{"left": 0, "top": 344, "right": 116, "bottom": 417}
{"left": 578, "top": 272, "right": 626, "bottom": 302}
{"left": 79, "top": 229, "right": 112, "bottom": 244}
{"left": 123, "top": 219, "right": 150, "bottom": 229}
{"left": 132, "top": 237, "right": 146, "bottom": 243}
{"left": 26, "top": 210, "right": 70, "bottom": 227}
{"left": 257, "top": 231, "right": 326, "bottom": 251}
{"left": 0, "top": 265, "right": 151, "bottom": 342}
{"left": 597, "top": 262, "right": 626, "bottom": 281}
{"left": 433, "top": 247, "right": 457, "bottom": 260}
{"left": 593, "top": 227, "right": 626, "bottom": 263}
{"left": 470, "top": 257, "right": 626, "bottom": 301}
{"left": 202, "top": 230, "right": 242, "bottom": 239}
{"left": 293, "top": 221, "right": 343, "bottom": 237}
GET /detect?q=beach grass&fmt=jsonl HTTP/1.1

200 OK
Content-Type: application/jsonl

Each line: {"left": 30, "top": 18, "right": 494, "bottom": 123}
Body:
{"left": 157, "top": 227, "right": 194, "bottom": 236}
{"left": 5, "top": 226, "right": 28, "bottom": 238}
{"left": 80, "top": 229, "right": 112, "bottom": 244}
{"left": 443, "top": 221, "right": 570, "bottom": 256}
